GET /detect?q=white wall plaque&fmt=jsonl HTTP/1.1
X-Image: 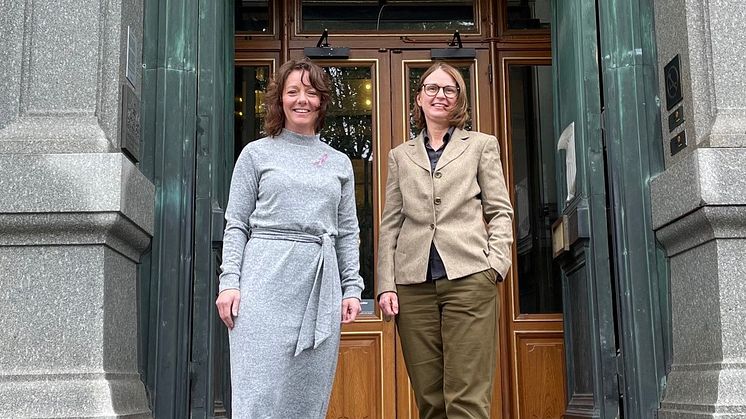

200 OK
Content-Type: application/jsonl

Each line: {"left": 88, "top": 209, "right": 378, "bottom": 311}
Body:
{"left": 557, "top": 122, "right": 576, "bottom": 204}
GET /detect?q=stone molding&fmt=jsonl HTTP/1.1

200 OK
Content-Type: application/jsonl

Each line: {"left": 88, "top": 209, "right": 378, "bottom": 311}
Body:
{"left": 0, "top": 153, "right": 154, "bottom": 234}
{"left": 0, "top": 372, "right": 151, "bottom": 419}
{"left": 655, "top": 206, "right": 746, "bottom": 257}
{"left": 653, "top": 146, "right": 746, "bottom": 418}
{"left": 651, "top": 147, "right": 746, "bottom": 231}
{"left": 0, "top": 212, "right": 151, "bottom": 262}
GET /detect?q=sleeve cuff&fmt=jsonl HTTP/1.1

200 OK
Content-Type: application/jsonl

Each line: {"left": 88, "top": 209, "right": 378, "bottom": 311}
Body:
{"left": 376, "top": 282, "right": 397, "bottom": 300}
{"left": 219, "top": 273, "right": 240, "bottom": 293}
{"left": 342, "top": 285, "right": 363, "bottom": 301}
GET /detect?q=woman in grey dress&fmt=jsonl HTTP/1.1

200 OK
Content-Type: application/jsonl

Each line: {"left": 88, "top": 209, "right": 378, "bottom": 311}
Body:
{"left": 215, "top": 58, "right": 364, "bottom": 419}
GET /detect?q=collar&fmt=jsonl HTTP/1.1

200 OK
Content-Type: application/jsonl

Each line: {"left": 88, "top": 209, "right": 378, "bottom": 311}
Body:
{"left": 423, "top": 126, "right": 455, "bottom": 149}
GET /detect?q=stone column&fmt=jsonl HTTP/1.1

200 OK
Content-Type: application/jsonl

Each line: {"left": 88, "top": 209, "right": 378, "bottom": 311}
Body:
{"left": 653, "top": 1, "right": 746, "bottom": 417}
{"left": 0, "top": 0, "right": 153, "bottom": 417}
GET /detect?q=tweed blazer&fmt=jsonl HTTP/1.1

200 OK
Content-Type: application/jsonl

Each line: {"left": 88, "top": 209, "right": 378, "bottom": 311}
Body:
{"left": 376, "top": 128, "right": 514, "bottom": 297}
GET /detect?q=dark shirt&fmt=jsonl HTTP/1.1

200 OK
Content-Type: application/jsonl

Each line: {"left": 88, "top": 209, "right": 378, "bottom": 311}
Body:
{"left": 423, "top": 127, "right": 455, "bottom": 281}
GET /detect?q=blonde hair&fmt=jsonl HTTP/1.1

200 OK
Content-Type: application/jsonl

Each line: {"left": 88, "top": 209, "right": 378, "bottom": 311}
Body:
{"left": 263, "top": 58, "right": 331, "bottom": 136}
{"left": 412, "top": 62, "right": 469, "bottom": 131}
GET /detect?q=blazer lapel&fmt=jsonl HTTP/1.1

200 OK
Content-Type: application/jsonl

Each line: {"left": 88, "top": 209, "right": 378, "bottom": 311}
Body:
{"left": 435, "top": 128, "right": 471, "bottom": 171}
{"left": 405, "top": 132, "right": 432, "bottom": 173}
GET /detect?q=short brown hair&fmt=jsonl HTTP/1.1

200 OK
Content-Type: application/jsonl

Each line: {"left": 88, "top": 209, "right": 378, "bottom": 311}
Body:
{"left": 412, "top": 62, "right": 469, "bottom": 131}
{"left": 263, "top": 58, "right": 331, "bottom": 136}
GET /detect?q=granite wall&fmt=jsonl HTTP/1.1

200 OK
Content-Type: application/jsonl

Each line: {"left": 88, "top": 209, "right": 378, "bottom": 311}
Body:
{"left": 0, "top": 0, "right": 153, "bottom": 417}
{"left": 653, "top": 0, "right": 746, "bottom": 417}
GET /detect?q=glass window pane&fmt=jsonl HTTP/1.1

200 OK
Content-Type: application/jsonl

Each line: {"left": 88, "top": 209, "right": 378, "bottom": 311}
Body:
{"left": 322, "top": 66, "right": 376, "bottom": 314}
{"left": 234, "top": 65, "right": 270, "bottom": 159}
{"left": 235, "top": 0, "right": 271, "bottom": 33}
{"left": 506, "top": 0, "right": 551, "bottom": 30}
{"left": 301, "top": 0, "right": 475, "bottom": 33}
{"left": 509, "top": 64, "right": 561, "bottom": 314}
{"left": 408, "top": 66, "right": 472, "bottom": 140}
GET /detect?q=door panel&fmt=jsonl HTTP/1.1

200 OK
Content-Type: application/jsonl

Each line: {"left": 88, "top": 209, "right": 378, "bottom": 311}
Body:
{"left": 497, "top": 50, "right": 566, "bottom": 419}
{"left": 287, "top": 50, "right": 397, "bottom": 419}
{"left": 391, "top": 49, "right": 502, "bottom": 419}
{"left": 552, "top": 0, "right": 620, "bottom": 417}
{"left": 327, "top": 333, "right": 385, "bottom": 419}
{"left": 515, "top": 333, "right": 566, "bottom": 418}
{"left": 190, "top": 0, "right": 234, "bottom": 416}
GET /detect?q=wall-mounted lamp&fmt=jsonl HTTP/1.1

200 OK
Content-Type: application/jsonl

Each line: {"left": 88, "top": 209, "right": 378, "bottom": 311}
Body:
{"left": 431, "top": 31, "right": 476, "bottom": 60}
{"left": 304, "top": 29, "right": 350, "bottom": 59}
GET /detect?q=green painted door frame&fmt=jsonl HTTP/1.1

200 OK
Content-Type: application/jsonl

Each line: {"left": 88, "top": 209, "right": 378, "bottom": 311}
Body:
{"left": 190, "top": 0, "right": 235, "bottom": 416}
{"left": 552, "top": 1, "right": 619, "bottom": 417}
{"left": 596, "top": 0, "right": 670, "bottom": 417}
{"left": 553, "top": 0, "right": 670, "bottom": 417}
{"left": 138, "top": 0, "right": 234, "bottom": 416}
{"left": 138, "top": 0, "right": 199, "bottom": 416}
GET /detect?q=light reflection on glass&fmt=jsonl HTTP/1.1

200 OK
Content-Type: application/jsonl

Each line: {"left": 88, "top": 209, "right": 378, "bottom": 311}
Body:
{"left": 234, "top": 65, "right": 269, "bottom": 160}
{"left": 322, "top": 66, "right": 375, "bottom": 308}
{"left": 508, "top": 64, "right": 561, "bottom": 314}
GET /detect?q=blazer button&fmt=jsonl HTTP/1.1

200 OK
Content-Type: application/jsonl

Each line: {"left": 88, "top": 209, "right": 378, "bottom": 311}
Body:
{"left": 434, "top": 171, "right": 442, "bottom": 178}
{"left": 434, "top": 197, "right": 442, "bottom": 205}
{"left": 429, "top": 223, "right": 435, "bottom": 230}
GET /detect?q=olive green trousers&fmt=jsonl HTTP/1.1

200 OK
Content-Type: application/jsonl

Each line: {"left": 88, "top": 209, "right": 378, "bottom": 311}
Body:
{"left": 396, "top": 269, "right": 499, "bottom": 419}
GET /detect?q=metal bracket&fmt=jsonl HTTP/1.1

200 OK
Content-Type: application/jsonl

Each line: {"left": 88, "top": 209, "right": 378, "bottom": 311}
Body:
{"left": 304, "top": 29, "right": 350, "bottom": 59}
{"left": 431, "top": 30, "right": 476, "bottom": 59}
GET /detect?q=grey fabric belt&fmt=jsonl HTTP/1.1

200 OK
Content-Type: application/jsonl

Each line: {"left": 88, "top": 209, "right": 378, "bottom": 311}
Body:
{"left": 250, "top": 227, "right": 341, "bottom": 356}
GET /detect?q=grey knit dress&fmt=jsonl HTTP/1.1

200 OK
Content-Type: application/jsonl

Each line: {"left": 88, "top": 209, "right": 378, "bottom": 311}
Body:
{"left": 219, "top": 129, "right": 364, "bottom": 419}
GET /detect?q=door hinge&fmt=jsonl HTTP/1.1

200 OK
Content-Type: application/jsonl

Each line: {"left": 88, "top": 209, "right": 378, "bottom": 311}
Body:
{"left": 487, "top": 64, "right": 493, "bottom": 84}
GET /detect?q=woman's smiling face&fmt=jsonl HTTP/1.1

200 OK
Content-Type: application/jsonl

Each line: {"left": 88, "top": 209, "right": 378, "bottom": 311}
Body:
{"left": 416, "top": 68, "right": 459, "bottom": 126}
{"left": 282, "top": 69, "right": 321, "bottom": 135}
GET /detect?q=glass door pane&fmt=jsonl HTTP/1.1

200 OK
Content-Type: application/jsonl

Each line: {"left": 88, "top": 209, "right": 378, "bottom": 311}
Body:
{"left": 301, "top": 0, "right": 476, "bottom": 33}
{"left": 508, "top": 64, "right": 561, "bottom": 314}
{"left": 322, "top": 65, "right": 376, "bottom": 314}
{"left": 235, "top": 0, "right": 272, "bottom": 33}
{"left": 234, "top": 65, "right": 270, "bottom": 159}
{"left": 506, "top": 0, "right": 551, "bottom": 30}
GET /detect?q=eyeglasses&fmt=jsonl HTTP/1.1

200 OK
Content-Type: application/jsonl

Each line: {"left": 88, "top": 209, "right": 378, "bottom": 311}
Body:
{"left": 421, "top": 83, "right": 460, "bottom": 99}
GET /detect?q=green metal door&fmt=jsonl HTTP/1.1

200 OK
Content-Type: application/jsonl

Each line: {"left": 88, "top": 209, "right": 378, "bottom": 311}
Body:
{"left": 190, "top": 0, "right": 234, "bottom": 416}
{"left": 552, "top": 0, "right": 621, "bottom": 417}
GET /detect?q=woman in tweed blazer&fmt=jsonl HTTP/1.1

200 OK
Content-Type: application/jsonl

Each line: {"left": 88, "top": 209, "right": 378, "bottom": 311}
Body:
{"left": 377, "top": 62, "right": 514, "bottom": 419}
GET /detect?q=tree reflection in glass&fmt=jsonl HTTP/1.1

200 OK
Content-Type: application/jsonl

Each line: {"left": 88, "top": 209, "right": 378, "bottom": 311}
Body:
{"left": 322, "top": 66, "right": 375, "bottom": 305}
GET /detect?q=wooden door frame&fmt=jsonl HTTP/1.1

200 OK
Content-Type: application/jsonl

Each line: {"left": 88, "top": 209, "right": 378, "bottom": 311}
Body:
{"left": 496, "top": 48, "right": 567, "bottom": 419}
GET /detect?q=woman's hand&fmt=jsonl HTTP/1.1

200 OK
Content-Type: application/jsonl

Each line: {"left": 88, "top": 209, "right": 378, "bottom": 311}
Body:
{"left": 216, "top": 289, "right": 241, "bottom": 330}
{"left": 341, "top": 298, "right": 362, "bottom": 324}
{"left": 378, "top": 291, "right": 399, "bottom": 321}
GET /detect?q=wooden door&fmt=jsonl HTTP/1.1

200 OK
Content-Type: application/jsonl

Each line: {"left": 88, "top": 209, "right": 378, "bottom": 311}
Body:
{"left": 286, "top": 49, "right": 398, "bottom": 419}
{"left": 278, "top": 47, "right": 569, "bottom": 419}
{"left": 388, "top": 50, "right": 500, "bottom": 419}
{"left": 289, "top": 48, "right": 500, "bottom": 419}
{"left": 497, "top": 50, "right": 567, "bottom": 419}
